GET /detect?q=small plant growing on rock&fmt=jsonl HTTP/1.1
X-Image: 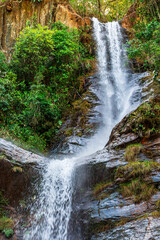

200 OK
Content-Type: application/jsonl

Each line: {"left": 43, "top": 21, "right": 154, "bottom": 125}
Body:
{"left": 124, "top": 144, "right": 142, "bottom": 161}
{"left": 156, "top": 199, "right": 160, "bottom": 209}
{"left": 115, "top": 160, "right": 160, "bottom": 203}
{"left": 3, "top": 228, "right": 14, "bottom": 238}
{"left": 115, "top": 161, "right": 160, "bottom": 181}
{"left": 93, "top": 182, "right": 112, "bottom": 196}
{"left": 120, "top": 179, "right": 156, "bottom": 203}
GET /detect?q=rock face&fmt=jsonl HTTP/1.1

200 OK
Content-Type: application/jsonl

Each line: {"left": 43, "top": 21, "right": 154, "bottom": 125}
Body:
{"left": 0, "top": 156, "right": 40, "bottom": 205}
{"left": 0, "top": 138, "right": 44, "bottom": 163}
{"left": 0, "top": 138, "right": 43, "bottom": 205}
{"left": 0, "top": 0, "right": 91, "bottom": 56}
{"left": 68, "top": 75, "right": 160, "bottom": 239}
{"left": 51, "top": 73, "right": 102, "bottom": 156}
{"left": 120, "top": 2, "right": 137, "bottom": 30}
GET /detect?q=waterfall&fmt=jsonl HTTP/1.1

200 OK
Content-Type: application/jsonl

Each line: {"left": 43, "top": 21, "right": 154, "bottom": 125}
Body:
{"left": 25, "top": 19, "right": 143, "bottom": 240}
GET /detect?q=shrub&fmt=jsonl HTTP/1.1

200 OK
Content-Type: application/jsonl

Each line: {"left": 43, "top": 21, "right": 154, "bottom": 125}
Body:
{"left": 0, "top": 51, "right": 8, "bottom": 74}
{"left": 0, "top": 22, "right": 94, "bottom": 151}
{"left": 128, "top": 20, "right": 160, "bottom": 72}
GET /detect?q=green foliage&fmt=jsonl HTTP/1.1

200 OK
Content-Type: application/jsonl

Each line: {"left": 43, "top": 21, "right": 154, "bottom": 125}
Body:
{"left": 11, "top": 25, "right": 54, "bottom": 87}
{"left": 0, "top": 191, "right": 8, "bottom": 217}
{"left": 3, "top": 228, "right": 14, "bottom": 238}
{"left": 0, "top": 217, "right": 14, "bottom": 231}
{"left": 94, "top": 182, "right": 110, "bottom": 196}
{"left": 0, "top": 52, "right": 8, "bottom": 74}
{"left": 69, "top": 0, "right": 135, "bottom": 21}
{"left": 128, "top": 98, "right": 160, "bottom": 137}
{"left": 136, "top": 0, "right": 160, "bottom": 22}
{"left": 128, "top": 20, "right": 160, "bottom": 72}
{"left": 0, "top": 22, "right": 93, "bottom": 152}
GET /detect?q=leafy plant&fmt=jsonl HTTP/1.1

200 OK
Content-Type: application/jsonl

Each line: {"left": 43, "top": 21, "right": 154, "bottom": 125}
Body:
{"left": 0, "top": 22, "right": 94, "bottom": 152}
{"left": 128, "top": 20, "right": 160, "bottom": 72}
{"left": 3, "top": 228, "right": 14, "bottom": 238}
{"left": 0, "top": 51, "right": 8, "bottom": 75}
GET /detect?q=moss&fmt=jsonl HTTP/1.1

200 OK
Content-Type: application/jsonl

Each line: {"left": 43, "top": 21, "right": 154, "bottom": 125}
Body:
{"left": 0, "top": 154, "right": 6, "bottom": 161}
{"left": 124, "top": 144, "right": 142, "bottom": 161}
{"left": 115, "top": 161, "right": 160, "bottom": 180}
{"left": 96, "top": 193, "right": 109, "bottom": 201}
{"left": 0, "top": 192, "right": 8, "bottom": 217}
{"left": 93, "top": 182, "right": 112, "bottom": 196}
{"left": 120, "top": 179, "right": 156, "bottom": 203}
{"left": 0, "top": 217, "right": 14, "bottom": 231}
{"left": 93, "top": 182, "right": 108, "bottom": 196}
{"left": 115, "top": 160, "right": 160, "bottom": 203}
{"left": 128, "top": 97, "right": 160, "bottom": 138}
{"left": 116, "top": 218, "right": 129, "bottom": 227}
{"left": 90, "top": 220, "right": 114, "bottom": 234}
{"left": 151, "top": 211, "right": 160, "bottom": 218}
{"left": 156, "top": 199, "right": 160, "bottom": 209}
{"left": 12, "top": 166, "right": 23, "bottom": 173}
{"left": 65, "top": 128, "right": 73, "bottom": 137}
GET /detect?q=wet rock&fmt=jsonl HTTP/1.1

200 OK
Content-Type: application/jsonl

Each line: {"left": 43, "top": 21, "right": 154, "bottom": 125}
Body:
{"left": 0, "top": 155, "right": 40, "bottom": 206}
{"left": 91, "top": 201, "right": 147, "bottom": 222}
{"left": 143, "top": 134, "right": 160, "bottom": 162}
{"left": 51, "top": 73, "right": 104, "bottom": 156}
{"left": 91, "top": 217, "right": 160, "bottom": 240}
{"left": 0, "top": 138, "right": 44, "bottom": 164}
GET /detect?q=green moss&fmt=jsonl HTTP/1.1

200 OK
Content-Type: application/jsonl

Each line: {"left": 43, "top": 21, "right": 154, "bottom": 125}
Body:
{"left": 120, "top": 179, "right": 156, "bottom": 203}
{"left": 0, "top": 192, "right": 8, "bottom": 217}
{"left": 64, "top": 128, "right": 73, "bottom": 137}
{"left": 115, "top": 161, "right": 160, "bottom": 180}
{"left": 151, "top": 211, "right": 160, "bottom": 218}
{"left": 0, "top": 154, "right": 6, "bottom": 161}
{"left": 124, "top": 144, "right": 142, "bottom": 162}
{"left": 128, "top": 97, "right": 160, "bottom": 137}
{"left": 90, "top": 220, "right": 114, "bottom": 234}
{"left": 116, "top": 218, "right": 129, "bottom": 227}
{"left": 156, "top": 199, "right": 160, "bottom": 209}
{"left": 93, "top": 182, "right": 112, "bottom": 196}
{"left": 115, "top": 160, "right": 160, "bottom": 203}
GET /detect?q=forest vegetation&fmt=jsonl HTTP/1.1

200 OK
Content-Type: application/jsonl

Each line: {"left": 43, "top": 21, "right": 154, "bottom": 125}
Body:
{"left": 0, "top": 22, "right": 94, "bottom": 152}
{"left": 0, "top": 0, "right": 159, "bottom": 153}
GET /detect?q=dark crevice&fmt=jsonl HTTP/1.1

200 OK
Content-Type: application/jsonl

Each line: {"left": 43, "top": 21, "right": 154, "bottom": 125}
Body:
{"left": 1, "top": 8, "right": 6, "bottom": 49}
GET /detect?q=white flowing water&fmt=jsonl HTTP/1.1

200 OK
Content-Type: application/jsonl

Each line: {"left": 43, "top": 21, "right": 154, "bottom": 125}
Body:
{"left": 25, "top": 19, "right": 143, "bottom": 240}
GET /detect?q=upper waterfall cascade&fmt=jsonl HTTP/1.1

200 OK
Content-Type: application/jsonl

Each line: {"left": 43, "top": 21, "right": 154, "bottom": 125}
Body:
{"left": 25, "top": 18, "right": 143, "bottom": 240}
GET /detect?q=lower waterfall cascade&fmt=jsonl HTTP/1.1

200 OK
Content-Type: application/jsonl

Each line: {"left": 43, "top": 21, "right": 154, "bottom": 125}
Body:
{"left": 25, "top": 18, "right": 146, "bottom": 240}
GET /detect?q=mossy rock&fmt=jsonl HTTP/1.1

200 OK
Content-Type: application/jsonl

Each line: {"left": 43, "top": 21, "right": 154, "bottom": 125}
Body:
{"left": 124, "top": 143, "right": 142, "bottom": 161}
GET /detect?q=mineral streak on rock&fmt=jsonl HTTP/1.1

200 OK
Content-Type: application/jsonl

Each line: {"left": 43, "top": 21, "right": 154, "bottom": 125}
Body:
{"left": 0, "top": 0, "right": 91, "bottom": 56}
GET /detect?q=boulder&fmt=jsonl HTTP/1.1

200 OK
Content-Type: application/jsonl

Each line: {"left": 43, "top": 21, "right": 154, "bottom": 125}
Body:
{"left": 0, "top": 138, "right": 44, "bottom": 164}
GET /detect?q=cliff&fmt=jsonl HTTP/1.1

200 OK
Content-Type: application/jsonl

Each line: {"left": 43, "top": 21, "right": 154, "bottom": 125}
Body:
{"left": 0, "top": 0, "right": 91, "bottom": 56}
{"left": 120, "top": 2, "right": 137, "bottom": 30}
